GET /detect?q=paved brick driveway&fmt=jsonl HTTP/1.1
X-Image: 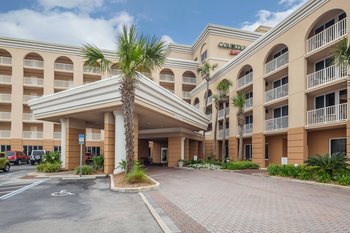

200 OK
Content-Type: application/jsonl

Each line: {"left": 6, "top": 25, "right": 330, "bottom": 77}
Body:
{"left": 145, "top": 167, "right": 350, "bottom": 233}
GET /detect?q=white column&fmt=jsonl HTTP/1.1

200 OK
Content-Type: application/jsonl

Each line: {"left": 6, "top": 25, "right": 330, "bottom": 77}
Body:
{"left": 59, "top": 118, "right": 67, "bottom": 169}
{"left": 113, "top": 110, "right": 126, "bottom": 174}
{"left": 181, "top": 137, "right": 185, "bottom": 160}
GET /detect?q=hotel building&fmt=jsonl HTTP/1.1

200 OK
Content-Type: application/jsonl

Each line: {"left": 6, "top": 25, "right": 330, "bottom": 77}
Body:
{"left": 1, "top": 0, "right": 349, "bottom": 172}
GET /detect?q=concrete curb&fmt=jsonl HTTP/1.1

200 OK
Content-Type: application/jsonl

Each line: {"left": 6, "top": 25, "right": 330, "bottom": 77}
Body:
{"left": 110, "top": 174, "right": 160, "bottom": 193}
{"left": 28, "top": 171, "right": 108, "bottom": 180}
{"left": 139, "top": 192, "right": 172, "bottom": 233}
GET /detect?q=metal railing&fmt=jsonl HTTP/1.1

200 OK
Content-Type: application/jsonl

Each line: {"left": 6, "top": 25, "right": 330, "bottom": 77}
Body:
{"left": 0, "top": 93, "right": 11, "bottom": 102}
{"left": 83, "top": 66, "right": 101, "bottom": 74}
{"left": 159, "top": 74, "right": 174, "bottom": 82}
{"left": 218, "top": 128, "right": 229, "bottom": 139}
{"left": 307, "top": 64, "right": 348, "bottom": 89}
{"left": 206, "top": 113, "right": 212, "bottom": 121}
{"left": 307, "top": 18, "right": 347, "bottom": 53}
{"left": 0, "top": 75, "right": 11, "bottom": 84}
{"left": 307, "top": 103, "right": 347, "bottom": 126}
{"left": 237, "top": 72, "right": 253, "bottom": 89}
{"left": 0, "top": 112, "right": 11, "bottom": 120}
{"left": 265, "top": 83, "right": 288, "bottom": 103}
{"left": 218, "top": 107, "right": 229, "bottom": 119}
{"left": 23, "top": 95, "right": 40, "bottom": 103}
{"left": 23, "top": 77, "right": 44, "bottom": 86}
{"left": 0, "top": 130, "right": 10, "bottom": 138}
{"left": 55, "top": 62, "right": 73, "bottom": 71}
{"left": 24, "top": 59, "right": 44, "bottom": 68}
{"left": 0, "top": 56, "right": 11, "bottom": 65}
{"left": 53, "top": 132, "right": 61, "bottom": 139}
{"left": 265, "top": 52, "right": 288, "bottom": 75}
{"left": 194, "top": 103, "right": 199, "bottom": 109}
{"left": 265, "top": 116, "right": 288, "bottom": 132}
{"left": 244, "top": 98, "right": 253, "bottom": 110}
{"left": 54, "top": 80, "right": 74, "bottom": 89}
{"left": 23, "top": 131, "right": 43, "bottom": 139}
{"left": 86, "top": 133, "right": 101, "bottom": 141}
{"left": 207, "top": 95, "right": 213, "bottom": 106}
{"left": 182, "top": 91, "right": 191, "bottom": 99}
{"left": 238, "top": 123, "right": 253, "bottom": 135}
{"left": 182, "top": 76, "right": 196, "bottom": 84}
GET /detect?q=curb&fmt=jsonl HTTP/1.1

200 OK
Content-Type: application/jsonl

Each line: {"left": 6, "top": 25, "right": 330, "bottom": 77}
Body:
{"left": 28, "top": 171, "right": 108, "bottom": 180}
{"left": 110, "top": 174, "right": 160, "bottom": 193}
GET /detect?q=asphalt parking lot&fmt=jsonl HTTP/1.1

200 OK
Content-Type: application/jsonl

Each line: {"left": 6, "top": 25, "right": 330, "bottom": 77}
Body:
{"left": 0, "top": 178, "right": 162, "bottom": 233}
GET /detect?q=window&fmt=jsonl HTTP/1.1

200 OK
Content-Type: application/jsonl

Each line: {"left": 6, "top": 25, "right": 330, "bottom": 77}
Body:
{"left": 315, "top": 19, "right": 335, "bottom": 35}
{"left": 201, "top": 50, "right": 207, "bottom": 62}
{"left": 245, "top": 144, "right": 252, "bottom": 160}
{"left": 0, "top": 145, "right": 11, "bottom": 152}
{"left": 315, "top": 92, "right": 335, "bottom": 109}
{"left": 330, "top": 138, "right": 346, "bottom": 155}
{"left": 85, "top": 146, "right": 101, "bottom": 156}
{"left": 245, "top": 92, "right": 253, "bottom": 99}
{"left": 54, "top": 146, "right": 61, "bottom": 152}
{"left": 339, "top": 12, "right": 346, "bottom": 21}
{"left": 339, "top": 90, "right": 347, "bottom": 104}
{"left": 273, "top": 106, "right": 288, "bottom": 118}
{"left": 23, "top": 145, "right": 43, "bottom": 156}
{"left": 315, "top": 57, "right": 333, "bottom": 71}
{"left": 265, "top": 143, "right": 269, "bottom": 160}
{"left": 273, "top": 76, "right": 288, "bottom": 88}
{"left": 273, "top": 47, "right": 288, "bottom": 59}
{"left": 245, "top": 68, "right": 253, "bottom": 75}
{"left": 245, "top": 115, "right": 253, "bottom": 124}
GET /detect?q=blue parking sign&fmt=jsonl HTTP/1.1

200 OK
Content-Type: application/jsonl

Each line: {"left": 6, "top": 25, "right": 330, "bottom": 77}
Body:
{"left": 79, "top": 134, "right": 85, "bottom": 144}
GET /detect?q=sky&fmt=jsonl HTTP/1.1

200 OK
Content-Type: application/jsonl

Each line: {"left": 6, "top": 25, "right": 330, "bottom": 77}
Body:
{"left": 0, "top": 0, "right": 308, "bottom": 50}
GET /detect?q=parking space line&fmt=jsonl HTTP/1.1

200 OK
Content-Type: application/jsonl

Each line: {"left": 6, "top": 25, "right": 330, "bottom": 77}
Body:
{"left": 0, "top": 178, "right": 50, "bottom": 200}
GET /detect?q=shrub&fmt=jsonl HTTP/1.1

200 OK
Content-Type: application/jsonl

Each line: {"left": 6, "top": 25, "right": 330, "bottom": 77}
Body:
{"left": 222, "top": 161, "right": 260, "bottom": 170}
{"left": 43, "top": 151, "right": 61, "bottom": 164}
{"left": 125, "top": 161, "right": 148, "bottom": 184}
{"left": 37, "top": 162, "right": 61, "bottom": 173}
{"left": 314, "top": 171, "right": 332, "bottom": 183}
{"left": 306, "top": 153, "right": 348, "bottom": 177}
{"left": 92, "top": 155, "right": 104, "bottom": 171}
{"left": 335, "top": 173, "right": 350, "bottom": 186}
{"left": 267, "top": 164, "right": 280, "bottom": 176}
{"left": 188, "top": 163, "right": 222, "bottom": 170}
{"left": 74, "top": 165, "right": 93, "bottom": 175}
{"left": 296, "top": 166, "right": 318, "bottom": 180}
{"left": 187, "top": 159, "right": 203, "bottom": 166}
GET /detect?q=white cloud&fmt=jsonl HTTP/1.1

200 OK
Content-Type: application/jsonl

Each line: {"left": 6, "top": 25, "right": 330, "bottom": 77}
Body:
{"left": 37, "top": 0, "right": 105, "bottom": 13}
{"left": 161, "top": 35, "right": 174, "bottom": 44}
{"left": 241, "top": 0, "right": 307, "bottom": 32}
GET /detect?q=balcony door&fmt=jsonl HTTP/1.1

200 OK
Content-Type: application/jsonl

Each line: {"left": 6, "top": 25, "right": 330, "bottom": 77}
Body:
{"left": 273, "top": 105, "right": 288, "bottom": 118}
{"left": 315, "top": 92, "right": 335, "bottom": 109}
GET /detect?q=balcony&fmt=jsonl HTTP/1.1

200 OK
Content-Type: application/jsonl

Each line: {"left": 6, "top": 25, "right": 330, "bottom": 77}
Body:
{"left": 24, "top": 59, "right": 44, "bottom": 69}
{"left": 0, "top": 112, "right": 11, "bottom": 121}
{"left": 55, "top": 62, "right": 74, "bottom": 72}
{"left": 218, "top": 128, "right": 229, "bottom": 140}
{"left": 206, "top": 113, "right": 212, "bottom": 121}
{"left": 265, "top": 116, "right": 288, "bottom": 132}
{"left": 83, "top": 66, "right": 101, "bottom": 74}
{"left": 0, "top": 93, "right": 11, "bottom": 103}
{"left": 23, "top": 131, "right": 43, "bottom": 139}
{"left": 23, "top": 77, "right": 44, "bottom": 87}
{"left": 194, "top": 103, "right": 199, "bottom": 109}
{"left": 182, "top": 91, "right": 191, "bottom": 99}
{"left": 111, "top": 69, "right": 122, "bottom": 76}
{"left": 207, "top": 95, "right": 213, "bottom": 106}
{"left": 0, "top": 130, "right": 10, "bottom": 138}
{"left": 86, "top": 133, "right": 101, "bottom": 141}
{"left": 54, "top": 80, "right": 74, "bottom": 89}
{"left": 307, "top": 103, "right": 347, "bottom": 126}
{"left": 23, "top": 113, "right": 36, "bottom": 121}
{"left": 307, "top": 18, "right": 347, "bottom": 54}
{"left": 0, "top": 56, "right": 11, "bottom": 65}
{"left": 238, "top": 123, "right": 253, "bottom": 136}
{"left": 53, "top": 132, "right": 61, "bottom": 139}
{"left": 244, "top": 98, "right": 253, "bottom": 110}
{"left": 23, "top": 95, "right": 40, "bottom": 103}
{"left": 159, "top": 74, "right": 175, "bottom": 82}
{"left": 0, "top": 75, "right": 11, "bottom": 84}
{"left": 237, "top": 72, "right": 253, "bottom": 89}
{"left": 182, "top": 76, "right": 196, "bottom": 85}
{"left": 218, "top": 108, "right": 229, "bottom": 119}
{"left": 265, "top": 52, "right": 288, "bottom": 75}
{"left": 265, "top": 83, "right": 288, "bottom": 103}
{"left": 307, "top": 64, "right": 348, "bottom": 90}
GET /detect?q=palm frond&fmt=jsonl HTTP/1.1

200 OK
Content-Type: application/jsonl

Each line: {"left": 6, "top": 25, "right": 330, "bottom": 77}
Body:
{"left": 82, "top": 44, "right": 111, "bottom": 74}
{"left": 232, "top": 92, "right": 246, "bottom": 109}
{"left": 217, "top": 79, "right": 232, "bottom": 96}
{"left": 334, "top": 38, "right": 350, "bottom": 66}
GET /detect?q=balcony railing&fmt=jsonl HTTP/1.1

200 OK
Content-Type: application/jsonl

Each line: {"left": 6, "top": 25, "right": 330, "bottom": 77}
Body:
{"left": 182, "top": 76, "right": 196, "bottom": 84}
{"left": 23, "top": 131, "right": 43, "bottom": 139}
{"left": 0, "top": 75, "right": 11, "bottom": 84}
{"left": 194, "top": 103, "right": 199, "bottom": 109}
{"left": 218, "top": 128, "right": 229, "bottom": 140}
{"left": 265, "top": 52, "right": 288, "bottom": 75}
{"left": 0, "top": 93, "right": 11, "bottom": 102}
{"left": 307, "top": 103, "right": 347, "bottom": 126}
{"left": 0, "top": 112, "right": 11, "bottom": 120}
{"left": 238, "top": 123, "right": 253, "bottom": 135}
{"left": 23, "top": 95, "right": 40, "bottom": 103}
{"left": 159, "top": 74, "right": 175, "bottom": 82}
{"left": 265, "top": 116, "right": 288, "bottom": 132}
{"left": 53, "top": 132, "right": 61, "bottom": 139}
{"left": 307, "top": 64, "right": 348, "bottom": 90}
{"left": 0, "top": 130, "right": 10, "bottom": 138}
{"left": 23, "top": 113, "right": 35, "bottom": 121}
{"left": 23, "top": 77, "right": 44, "bottom": 86}
{"left": 111, "top": 69, "right": 122, "bottom": 76}
{"left": 54, "top": 80, "right": 74, "bottom": 89}
{"left": 244, "top": 98, "right": 253, "bottom": 110}
{"left": 83, "top": 66, "right": 101, "bottom": 74}
{"left": 86, "top": 133, "right": 101, "bottom": 141}
{"left": 218, "top": 108, "right": 229, "bottom": 119}
{"left": 182, "top": 91, "right": 191, "bottom": 99}
{"left": 55, "top": 63, "right": 74, "bottom": 72}
{"left": 206, "top": 113, "right": 212, "bottom": 121}
{"left": 237, "top": 72, "right": 253, "bottom": 89}
{"left": 207, "top": 95, "right": 213, "bottom": 106}
{"left": 307, "top": 18, "right": 347, "bottom": 54}
{"left": 0, "top": 56, "right": 11, "bottom": 65}
{"left": 265, "top": 83, "right": 288, "bottom": 103}
{"left": 24, "top": 59, "right": 44, "bottom": 68}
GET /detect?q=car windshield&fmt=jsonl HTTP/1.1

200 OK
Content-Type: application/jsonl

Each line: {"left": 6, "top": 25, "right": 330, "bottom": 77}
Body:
{"left": 6, "top": 151, "right": 14, "bottom": 156}
{"left": 33, "top": 151, "right": 44, "bottom": 156}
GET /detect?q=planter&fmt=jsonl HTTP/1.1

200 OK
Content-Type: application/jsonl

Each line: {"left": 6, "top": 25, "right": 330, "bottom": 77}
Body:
{"left": 178, "top": 161, "right": 184, "bottom": 167}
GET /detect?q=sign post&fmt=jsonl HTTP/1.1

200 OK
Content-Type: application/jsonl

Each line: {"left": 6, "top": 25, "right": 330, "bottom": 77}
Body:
{"left": 79, "top": 134, "right": 85, "bottom": 177}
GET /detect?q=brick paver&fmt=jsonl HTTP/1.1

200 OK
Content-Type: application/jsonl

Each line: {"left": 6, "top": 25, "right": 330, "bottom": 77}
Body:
{"left": 147, "top": 167, "right": 350, "bottom": 233}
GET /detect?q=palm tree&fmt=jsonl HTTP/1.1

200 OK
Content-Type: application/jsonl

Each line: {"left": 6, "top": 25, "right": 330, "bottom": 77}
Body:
{"left": 197, "top": 62, "right": 218, "bottom": 110}
{"left": 232, "top": 92, "right": 246, "bottom": 161}
{"left": 217, "top": 79, "right": 232, "bottom": 162}
{"left": 212, "top": 94, "right": 220, "bottom": 160}
{"left": 83, "top": 25, "right": 166, "bottom": 173}
{"left": 334, "top": 38, "right": 350, "bottom": 76}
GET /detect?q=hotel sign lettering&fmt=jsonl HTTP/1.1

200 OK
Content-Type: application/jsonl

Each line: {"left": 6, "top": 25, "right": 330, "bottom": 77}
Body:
{"left": 218, "top": 42, "right": 246, "bottom": 51}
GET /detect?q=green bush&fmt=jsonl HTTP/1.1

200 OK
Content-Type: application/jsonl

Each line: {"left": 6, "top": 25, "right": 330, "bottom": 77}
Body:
{"left": 335, "top": 173, "right": 350, "bottom": 186}
{"left": 267, "top": 164, "right": 280, "bottom": 175}
{"left": 92, "top": 155, "right": 104, "bottom": 171}
{"left": 314, "top": 171, "right": 332, "bottom": 183}
{"left": 187, "top": 159, "right": 203, "bottom": 165}
{"left": 37, "top": 162, "right": 61, "bottom": 173}
{"left": 222, "top": 161, "right": 260, "bottom": 170}
{"left": 296, "top": 166, "right": 318, "bottom": 180}
{"left": 306, "top": 153, "right": 348, "bottom": 177}
{"left": 43, "top": 151, "right": 61, "bottom": 164}
{"left": 125, "top": 161, "right": 147, "bottom": 184}
{"left": 74, "top": 165, "right": 93, "bottom": 175}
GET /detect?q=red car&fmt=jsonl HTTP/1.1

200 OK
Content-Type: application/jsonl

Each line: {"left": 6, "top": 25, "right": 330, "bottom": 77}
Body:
{"left": 6, "top": 151, "right": 30, "bottom": 165}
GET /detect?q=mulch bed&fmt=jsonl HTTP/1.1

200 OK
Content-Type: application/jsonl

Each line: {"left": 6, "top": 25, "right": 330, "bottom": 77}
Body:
{"left": 113, "top": 173, "right": 155, "bottom": 188}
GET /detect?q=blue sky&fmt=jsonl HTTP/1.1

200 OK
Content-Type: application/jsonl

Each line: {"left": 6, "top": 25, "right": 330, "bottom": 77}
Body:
{"left": 0, "top": 0, "right": 307, "bottom": 50}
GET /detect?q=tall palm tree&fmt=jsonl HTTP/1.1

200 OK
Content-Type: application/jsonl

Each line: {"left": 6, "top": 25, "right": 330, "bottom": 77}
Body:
{"left": 83, "top": 25, "right": 166, "bottom": 173}
{"left": 217, "top": 79, "right": 232, "bottom": 162}
{"left": 197, "top": 62, "right": 218, "bottom": 110}
{"left": 334, "top": 38, "right": 350, "bottom": 75}
{"left": 212, "top": 94, "right": 220, "bottom": 160}
{"left": 232, "top": 92, "right": 246, "bottom": 161}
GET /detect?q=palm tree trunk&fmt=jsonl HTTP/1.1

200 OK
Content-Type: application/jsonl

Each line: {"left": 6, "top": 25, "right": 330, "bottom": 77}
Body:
{"left": 222, "top": 103, "right": 227, "bottom": 162}
{"left": 202, "top": 80, "right": 209, "bottom": 159}
{"left": 238, "top": 126, "right": 243, "bottom": 160}
{"left": 213, "top": 106, "right": 218, "bottom": 159}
